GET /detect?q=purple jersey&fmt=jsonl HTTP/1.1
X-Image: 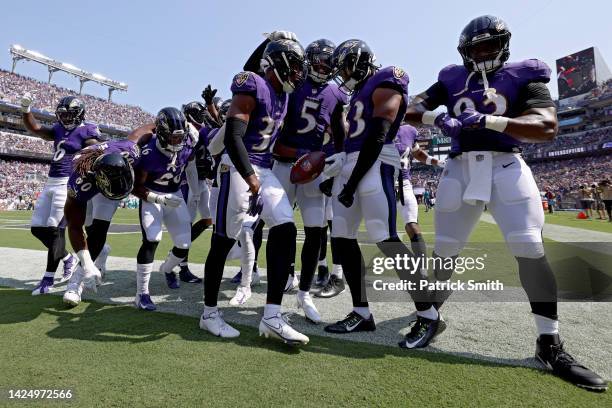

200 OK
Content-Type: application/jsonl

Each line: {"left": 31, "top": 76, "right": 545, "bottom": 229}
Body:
{"left": 49, "top": 122, "right": 100, "bottom": 178}
{"left": 278, "top": 80, "right": 347, "bottom": 153}
{"left": 345, "top": 66, "right": 409, "bottom": 154}
{"left": 136, "top": 135, "right": 194, "bottom": 194}
{"left": 437, "top": 59, "right": 551, "bottom": 153}
{"left": 395, "top": 125, "right": 418, "bottom": 180}
{"left": 230, "top": 71, "right": 288, "bottom": 168}
{"left": 67, "top": 139, "right": 141, "bottom": 203}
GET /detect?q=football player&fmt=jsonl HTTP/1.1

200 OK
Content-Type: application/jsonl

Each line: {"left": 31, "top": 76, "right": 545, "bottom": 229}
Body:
{"left": 20, "top": 94, "right": 101, "bottom": 295}
{"left": 131, "top": 107, "right": 199, "bottom": 311}
{"left": 62, "top": 139, "right": 140, "bottom": 305}
{"left": 323, "top": 40, "right": 437, "bottom": 347}
{"left": 311, "top": 130, "right": 346, "bottom": 298}
{"left": 271, "top": 39, "right": 347, "bottom": 323}
{"left": 395, "top": 124, "right": 444, "bottom": 271}
{"left": 173, "top": 101, "right": 218, "bottom": 284}
{"left": 404, "top": 15, "right": 606, "bottom": 390}
{"left": 200, "top": 38, "right": 310, "bottom": 344}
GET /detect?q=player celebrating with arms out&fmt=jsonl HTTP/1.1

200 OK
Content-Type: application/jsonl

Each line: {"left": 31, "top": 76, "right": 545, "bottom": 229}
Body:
{"left": 405, "top": 15, "right": 606, "bottom": 390}
{"left": 200, "top": 38, "right": 310, "bottom": 344}
{"left": 20, "top": 94, "right": 102, "bottom": 295}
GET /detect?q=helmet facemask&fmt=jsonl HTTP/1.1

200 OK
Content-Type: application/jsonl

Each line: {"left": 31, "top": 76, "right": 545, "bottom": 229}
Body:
{"left": 458, "top": 33, "right": 510, "bottom": 73}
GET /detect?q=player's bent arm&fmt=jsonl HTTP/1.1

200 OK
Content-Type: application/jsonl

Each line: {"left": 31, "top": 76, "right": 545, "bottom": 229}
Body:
{"left": 185, "top": 159, "right": 200, "bottom": 197}
{"left": 345, "top": 88, "right": 402, "bottom": 190}
{"left": 84, "top": 138, "right": 101, "bottom": 147}
{"left": 22, "top": 112, "right": 55, "bottom": 141}
{"left": 413, "top": 148, "right": 440, "bottom": 166}
{"left": 131, "top": 168, "right": 150, "bottom": 200}
{"left": 225, "top": 94, "right": 259, "bottom": 193}
{"left": 503, "top": 107, "right": 558, "bottom": 143}
{"left": 64, "top": 196, "right": 88, "bottom": 253}
{"left": 128, "top": 123, "right": 155, "bottom": 142}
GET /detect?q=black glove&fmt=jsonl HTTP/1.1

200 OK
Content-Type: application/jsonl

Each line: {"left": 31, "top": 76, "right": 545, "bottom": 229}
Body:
{"left": 202, "top": 85, "right": 217, "bottom": 105}
{"left": 319, "top": 178, "right": 334, "bottom": 197}
{"left": 338, "top": 184, "right": 356, "bottom": 208}
{"left": 247, "top": 191, "right": 263, "bottom": 216}
{"left": 397, "top": 175, "right": 405, "bottom": 206}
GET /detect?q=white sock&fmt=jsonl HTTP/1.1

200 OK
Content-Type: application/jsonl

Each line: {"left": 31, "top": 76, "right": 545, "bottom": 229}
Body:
{"left": 534, "top": 314, "right": 559, "bottom": 335}
{"left": 332, "top": 265, "right": 343, "bottom": 279}
{"left": 318, "top": 259, "right": 327, "bottom": 267}
{"left": 297, "top": 290, "right": 310, "bottom": 301}
{"left": 203, "top": 306, "right": 218, "bottom": 318}
{"left": 44, "top": 271, "right": 55, "bottom": 278}
{"left": 353, "top": 307, "right": 371, "bottom": 319}
{"left": 416, "top": 306, "right": 439, "bottom": 320}
{"left": 264, "top": 304, "right": 281, "bottom": 319}
{"left": 136, "top": 263, "right": 153, "bottom": 295}
{"left": 160, "top": 252, "right": 184, "bottom": 274}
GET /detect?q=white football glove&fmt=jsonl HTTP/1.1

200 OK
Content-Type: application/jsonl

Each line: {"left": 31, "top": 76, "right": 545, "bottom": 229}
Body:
{"left": 147, "top": 192, "right": 182, "bottom": 208}
{"left": 20, "top": 92, "right": 34, "bottom": 113}
{"left": 187, "top": 193, "right": 200, "bottom": 216}
{"left": 266, "top": 30, "right": 298, "bottom": 42}
{"left": 76, "top": 250, "right": 102, "bottom": 292}
{"left": 323, "top": 152, "right": 346, "bottom": 178}
{"left": 436, "top": 159, "right": 446, "bottom": 168}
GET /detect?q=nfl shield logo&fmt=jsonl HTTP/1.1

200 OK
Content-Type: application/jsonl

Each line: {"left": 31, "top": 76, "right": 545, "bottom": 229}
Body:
{"left": 220, "top": 164, "right": 229, "bottom": 173}
{"left": 476, "top": 154, "right": 484, "bottom": 162}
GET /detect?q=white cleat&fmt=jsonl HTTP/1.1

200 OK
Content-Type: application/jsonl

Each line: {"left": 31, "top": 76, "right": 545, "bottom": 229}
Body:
{"left": 63, "top": 283, "right": 83, "bottom": 307}
{"left": 199, "top": 310, "right": 240, "bottom": 338}
{"left": 297, "top": 292, "right": 322, "bottom": 324}
{"left": 94, "top": 244, "right": 111, "bottom": 280}
{"left": 229, "top": 286, "right": 252, "bottom": 306}
{"left": 259, "top": 313, "right": 309, "bottom": 345}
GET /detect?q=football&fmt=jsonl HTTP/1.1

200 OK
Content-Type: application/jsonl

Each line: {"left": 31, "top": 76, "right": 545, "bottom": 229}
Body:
{"left": 290, "top": 151, "right": 326, "bottom": 184}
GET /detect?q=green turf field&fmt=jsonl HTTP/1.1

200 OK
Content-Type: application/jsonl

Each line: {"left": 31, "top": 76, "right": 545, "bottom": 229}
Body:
{"left": 0, "top": 209, "right": 610, "bottom": 406}
{"left": 1, "top": 288, "right": 609, "bottom": 407}
{"left": 544, "top": 211, "right": 612, "bottom": 233}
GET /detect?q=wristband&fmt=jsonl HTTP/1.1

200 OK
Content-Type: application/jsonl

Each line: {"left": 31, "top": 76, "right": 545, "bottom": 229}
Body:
{"left": 425, "top": 156, "right": 433, "bottom": 165}
{"left": 485, "top": 115, "right": 509, "bottom": 132}
{"left": 422, "top": 111, "right": 440, "bottom": 126}
{"left": 76, "top": 249, "right": 94, "bottom": 267}
{"left": 146, "top": 192, "right": 159, "bottom": 204}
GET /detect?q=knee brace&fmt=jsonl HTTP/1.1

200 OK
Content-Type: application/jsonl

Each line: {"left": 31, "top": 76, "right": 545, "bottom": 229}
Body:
{"left": 137, "top": 240, "right": 159, "bottom": 264}
{"left": 506, "top": 230, "right": 545, "bottom": 259}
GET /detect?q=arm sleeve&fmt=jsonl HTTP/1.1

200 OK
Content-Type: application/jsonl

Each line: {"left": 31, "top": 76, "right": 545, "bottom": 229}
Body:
{"left": 224, "top": 117, "right": 254, "bottom": 178}
{"left": 516, "top": 82, "right": 556, "bottom": 112}
{"left": 345, "top": 117, "right": 391, "bottom": 190}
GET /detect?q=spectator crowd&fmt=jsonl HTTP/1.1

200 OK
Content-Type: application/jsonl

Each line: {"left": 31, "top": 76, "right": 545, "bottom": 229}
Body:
{"left": 0, "top": 159, "right": 48, "bottom": 210}
{"left": 0, "top": 131, "right": 52, "bottom": 155}
{"left": 0, "top": 69, "right": 153, "bottom": 130}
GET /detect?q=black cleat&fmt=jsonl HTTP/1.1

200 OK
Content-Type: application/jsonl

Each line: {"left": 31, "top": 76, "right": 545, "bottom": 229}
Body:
{"left": 398, "top": 315, "right": 439, "bottom": 349}
{"left": 536, "top": 334, "right": 608, "bottom": 392}
{"left": 324, "top": 311, "right": 376, "bottom": 334}
{"left": 179, "top": 265, "right": 202, "bottom": 284}
{"left": 310, "top": 265, "right": 330, "bottom": 295}
{"left": 314, "top": 274, "right": 345, "bottom": 298}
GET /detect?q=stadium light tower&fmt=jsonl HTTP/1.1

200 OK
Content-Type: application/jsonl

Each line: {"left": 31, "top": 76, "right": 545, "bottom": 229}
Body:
{"left": 9, "top": 44, "right": 128, "bottom": 101}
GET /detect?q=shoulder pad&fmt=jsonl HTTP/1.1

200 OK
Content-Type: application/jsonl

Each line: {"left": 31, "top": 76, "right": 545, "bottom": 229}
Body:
{"left": 503, "top": 59, "right": 551, "bottom": 84}
{"left": 438, "top": 64, "right": 467, "bottom": 84}
{"left": 375, "top": 66, "right": 409, "bottom": 93}
{"left": 231, "top": 71, "right": 259, "bottom": 94}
